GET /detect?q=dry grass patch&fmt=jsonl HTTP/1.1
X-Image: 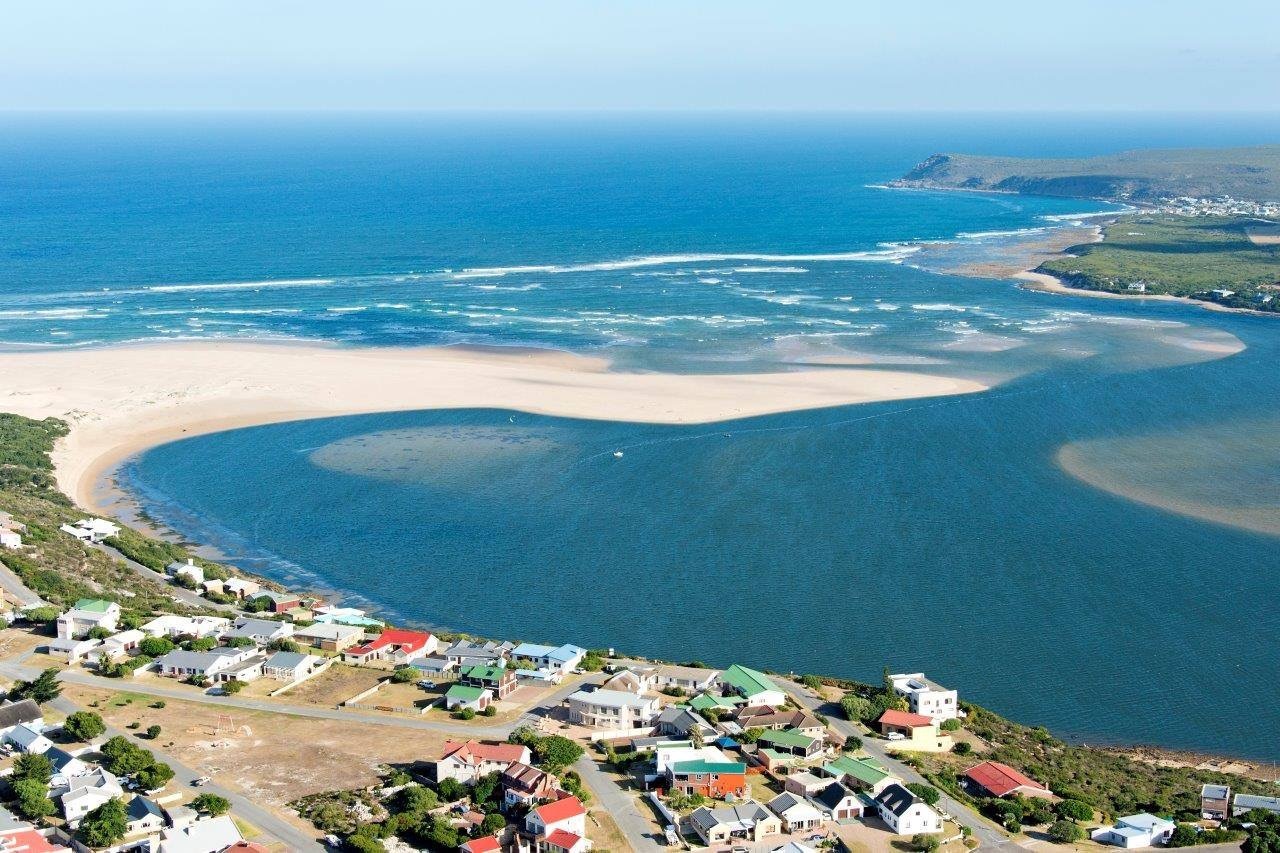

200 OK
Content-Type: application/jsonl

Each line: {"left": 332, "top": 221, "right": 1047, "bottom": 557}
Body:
{"left": 281, "top": 663, "right": 383, "bottom": 707}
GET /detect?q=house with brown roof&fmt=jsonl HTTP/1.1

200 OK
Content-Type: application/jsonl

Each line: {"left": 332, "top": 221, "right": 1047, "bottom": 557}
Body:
{"left": 734, "top": 707, "right": 827, "bottom": 739}
{"left": 502, "top": 762, "right": 558, "bottom": 808}
{"left": 432, "top": 740, "right": 532, "bottom": 785}
{"left": 876, "top": 709, "right": 951, "bottom": 752}
{"left": 962, "top": 761, "right": 1052, "bottom": 800}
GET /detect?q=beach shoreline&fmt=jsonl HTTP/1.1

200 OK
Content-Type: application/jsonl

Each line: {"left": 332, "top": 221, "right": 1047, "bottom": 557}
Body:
{"left": 0, "top": 340, "right": 989, "bottom": 514}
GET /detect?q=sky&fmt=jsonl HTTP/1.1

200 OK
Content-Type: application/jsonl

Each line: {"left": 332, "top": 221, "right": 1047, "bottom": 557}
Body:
{"left": 3, "top": 0, "right": 1280, "bottom": 112}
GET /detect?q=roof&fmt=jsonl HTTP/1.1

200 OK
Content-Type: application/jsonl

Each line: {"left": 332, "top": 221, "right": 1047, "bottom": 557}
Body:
{"left": 295, "top": 623, "right": 363, "bottom": 640}
{"left": 671, "top": 759, "right": 746, "bottom": 775}
{"left": 1117, "top": 814, "right": 1176, "bottom": 831}
{"left": 567, "top": 688, "right": 655, "bottom": 710}
{"left": 447, "top": 685, "right": 488, "bottom": 702}
{"left": 440, "top": 740, "right": 528, "bottom": 766}
{"left": 964, "top": 761, "right": 1049, "bottom": 798}
{"left": 544, "top": 830, "right": 584, "bottom": 851}
{"left": 1234, "top": 795, "right": 1280, "bottom": 813}
{"left": 875, "top": 783, "right": 923, "bottom": 817}
{"left": 690, "top": 800, "right": 772, "bottom": 833}
{"left": 158, "top": 814, "right": 243, "bottom": 853}
{"left": 0, "top": 699, "right": 42, "bottom": 729}
{"left": 461, "top": 835, "right": 502, "bottom": 853}
{"left": 768, "top": 792, "right": 823, "bottom": 818}
{"left": 689, "top": 692, "right": 739, "bottom": 712}
{"left": 533, "top": 795, "right": 586, "bottom": 825}
{"left": 264, "top": 651, "right": 312, "bottom": 670}
{"left": 127, "top": 795, "right": 165, "bottom": 822}
{"left": 460, "top": 664, "right": 509, "bottom": 681}
{"left": 512, "top": 642, "right": 556, "bottom": 658}
{"left": 878, "top": 708, "right": 935, "bottom": 728}
{"left": 758, "top": 729, "right": 817, "bottom": 749}
{"left": 1201, "top": 783, "right": 1230, "bottom": 800}
{"left": 502, "top": 762, "right": 550, "bottom": 790}
{"left": 655, "top": 664, "right": 720, "bottom": 682}
{"left": 814, "top": 781, "right": 859, "bottom": 810}
{"left": 773, "top": 844, "right": 818, "bottom": 853}
{"left": 347, "top": 628, "right": 433, "bottom": 657}
{"left": 71, "top": 598, "right": 115, "bottom": 613}
{"left": 722, "top": 664, "right": 782, "bottom": 698}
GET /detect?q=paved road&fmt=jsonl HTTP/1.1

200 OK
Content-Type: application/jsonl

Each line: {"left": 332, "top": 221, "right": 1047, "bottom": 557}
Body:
{"left": 576, "top": 755, "right": 665, "bottom": 852}
{"left": 786, "top": 681, "right": 1020, "bottom": 853}
{"left": 48, "top": 694, "right": 325, "bottom": 851}
{"left": 90, "top": 540, "right": 237, "bottom": 613}
{"left": 0, "top": 560, "right": 46, "bottom": 607}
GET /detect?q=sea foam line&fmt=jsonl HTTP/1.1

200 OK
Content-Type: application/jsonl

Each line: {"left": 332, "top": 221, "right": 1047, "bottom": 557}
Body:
{"left": 452, "top": 247, "right": 920, "bottom": 278}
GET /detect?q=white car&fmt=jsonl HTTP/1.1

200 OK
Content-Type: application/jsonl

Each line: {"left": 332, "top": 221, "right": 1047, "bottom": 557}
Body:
{"left": 886, "top": 731, "right": 905, "bottom": 741}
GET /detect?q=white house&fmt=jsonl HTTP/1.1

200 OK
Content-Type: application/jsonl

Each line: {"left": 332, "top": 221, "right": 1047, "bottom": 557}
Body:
{"left": 46, "top": 747, "right": 94, "bottom": 791}
{"left": 1091, "top": 814, "right": 1177, "bottom": 848}
{"left": 767, "top": 792, "right": 825, "bottom": 833}
{"left": 525, "top": 795, "right": 587, "bottom": 839}
{"left": 156, "top": 814, "right": 244, "bottom": 853}
{"left": 0, "top": 700, "right": 44, "bottom": 740}
{"left": 262, "top": 651, "right": 324, "bottom": 681}
{"left": 222, "top": 577, "right": 262, "bottom": 600}
{"left": 890, "top": 673, "right": 960, "bottom": 722}
{"left": 125, "top": 795, "right": 167, "bottom": 837}
{"left": 511, "top": 643, "right": 587, "bottom": 674}
{"left": 688, "top": 801, "right": 782, "bottom": 846}
{"left": 165, "top": 558, "right": 205, "bottom": 586}
{"left": 47, "top": 636, "right": 102, "bottom": 663}
{"left": 59, "top": 518, "right": 121, "bottom": 543}
{"left": 431, "top": 740, "right": 531, "bottom": 785}
{"left": 156, "top": 647, "right": 263, "bottom": 682}
{"left": 874, "top": 783, "right": 943, "bottom": 835}
{"left": 56, "top": 598, "right": 121, "bottom": 639}
{"left": 6, "top": 723, "right": 54, "bottom": 755}
{"left": 653, "top": 741, "right": 736, "bottom": 775}
{"left": 89, "top": 629, "right": 146, "bottom": 664}
{"left": 226, "top": 616, "right": 294, "bottom": 644}
{"left": 565, "top": 688, "right": 660, "bottom": 729}
{"left": 141, "top": 613, "right": 230, "bottom": 639}
{"left": 652, "top": 664, "right": 720, "bottom": 693}
{"left": 59, "top": 768, "right": 124, "bottom": 827}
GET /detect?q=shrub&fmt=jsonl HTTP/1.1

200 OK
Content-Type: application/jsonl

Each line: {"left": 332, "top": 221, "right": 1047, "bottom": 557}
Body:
{"left": 1055, "top": 799, "right": 1094, "bottom": 822}
{"left": 1048, "top": 820, "right": 1085, "bottom": 843}
{"left": 79, "top": 798, "right": 128, "bottom": 848}
{"left": 11, "top": 777, "right": 55, "bottom": 820}
{"left": 221, "top": 679, "right": 245, "bottom": 694}
{"left": 912, "top": 834, "right": 940, "bottom": 852}
{"left": 454, "top": 707, "right": 476, "bottom": 720}
{"left": 840, "top": 692, "right": 871, "bottom": 722}
{"left": 390, "top": 666, "right": 416, "bottom": 684}
{"left": 482, "top": 704, "right": 497, "bottom": 717}
{"left": 906, "top": 782, "right": 940, "bottom": 806}
{"left": 138, "top": 636, "right": 175, "bottom": 657}
{"left": 941, "top": 718, "right": 961, "bottom": 731}
{"left": 191, "top": 793, "right": 231, "bottom": 816}
{"left": 801, "top": 674, "right": 823, "bottom": 690}
{"left": 145, "top": 725, "right": 162, "bottom": 740}
{"left": 953, "top": 741, "right": 973, "bottom": 755}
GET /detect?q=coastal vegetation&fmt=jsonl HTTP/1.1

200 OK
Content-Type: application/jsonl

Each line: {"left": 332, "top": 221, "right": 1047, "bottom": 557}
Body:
{"left": 1038, "top": 215, "right": 1280, "bottom": 310}
{"left": 892, "top": 146, "right": 1280, "bottom": 202}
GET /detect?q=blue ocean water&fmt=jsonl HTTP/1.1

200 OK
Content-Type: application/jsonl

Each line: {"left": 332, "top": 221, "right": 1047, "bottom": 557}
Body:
{"left": 4, "top": 113, "right": 1279, "bottom": 757}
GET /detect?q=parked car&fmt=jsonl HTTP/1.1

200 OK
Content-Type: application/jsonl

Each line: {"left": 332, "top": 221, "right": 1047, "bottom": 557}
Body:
{"left": 191, "top": 776, "right": 210, "bottom": 787}
{"left": 417, "top": 679, "right": 436, "bottom": 689}
{"left": 886, "top": 731, "right": 905, "bottom": 741}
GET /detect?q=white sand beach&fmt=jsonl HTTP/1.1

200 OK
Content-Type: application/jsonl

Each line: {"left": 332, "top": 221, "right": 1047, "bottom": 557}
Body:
{"left": 0, "top": 341, "right": 988, "bottom": 512}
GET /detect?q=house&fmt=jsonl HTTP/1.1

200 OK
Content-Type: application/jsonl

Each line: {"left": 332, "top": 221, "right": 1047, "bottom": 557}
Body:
{"left": 542, "top": 828, "right": 592, "bottom": 853}
{"left": 653, "top": 706, "right": 716, "bottom": 741}
{"left": 963, "top": 761, "right": 1052, "bottom": 800}
{"left": 125, "top": 795, "right": 167, "bottom": 837}
{"left": 1091, "top": 814, "right": 1176, "bottom": 848}
{"left": 89, "top": 629, "right": 146, "bottom": 664}
{"left": 654, "top": 742, "right": 732, "bottom": 773}
{"left": 668, "top": 757, "right": 748, "bottom": 800}
{"left": 602, "top": 667, "right": 656, "bottom": 694}
{"left": 262, "top": 651, "right": 324, "bottom": 681}
{"left": 227, "top": 616, "right": 294, "bottom": 644}
{"left": 157, "top": 814, "right": 244, "bottom": 853}
{"left": 222, "top": 577, "right": 262, "bottom": 600}
{"left": 721, "top": 664, "right": 788, "bottom": 707}
{"left": 165, "top": 558, "right": 205, "bottom": 586}
{"left": 653, "top": 664, "right": 720, "bottom": 693}
{"left": 890, "top": 673, "right": 960, "bottom": 722}
{"left": 688, "top": 801, "right": 782, "bottom": 846}
{"left": 812, "top": 781, "right": 864, "bottom": 824}
{"left": 445, "top": 684, "right": 493, "bottom": 712}
{"left": 1233, "top": 794, "right": 1280, "bottom": 817}
{"left": 511, "top": 643, "right": 587, "bottom": 674}
{"left": 757, "top": 728, "right": 824, "bottom": 758}
{"left": 876, "top": 709, "right": 951, "bottom": 752}
{"left": 689, "top": 692, "right": 741, "bottom": 715}
{"left": 141, "top": 613, "right": 230, "bottom": 639}
{"left": 411, "top": 656, "right": 457, "bottom": 678}
{"left": 459, "top": 664, "right": 518, "bottom": 699}
{"left": 47, "top": 635, "right": 102, "bottom": 664}
{"left": 757, "top": 747, "right": 804, "bottom": 772}
{"left": 0, "top": 699, "right": 44, "bottom": 739}
{"left": 773, "top": 844, "right": 817, "bottom": 853}
{"left": 565, "top": 689, "right": 659, "bottom": 729}
{"left": 525, "top": 795, "right": 587, "bottom": 840}
{"left": 249, "top": 590, "right": 302, "bottom": 613}
{"left": 874, "top": 783, "right": 943, "bottom": 835}
{"left": 502, "top": 762, "right": 558, "bottom": 807}
{"left": 783, "top": 772, "right": 830, "bottom": 798}
{"left": 56, "top": 598, "right": 120, "bottom": 639}
{"left": 735, "top": 707, "right": 827, "bottom": 739}
{"left": 201, "top": 579, "right": 225, "bottom": 597}
{"left": 1200, "top": 784, "right": 1230, "bottom": 820}
{"left": 293, "top": 622, "right": 365, "bottom": 652}
{"left": 444, "top": 640, "right": 513, "bottom": 668}
{"left": 59, "top": 768, "right": 125, "bottom": 827}
{"left": 344, "top": 628, "right": 437, "bottom": 665}
{"left": 156, "top": 647, "right": 262, "bottom": 681}
{"left": 59, "top": 518, "right": 120, "bottom": 543}
{"left": 46, "top": 747, "right": 94, "bottom": 790}
{"left": 767, "top": 792, "right": 825, "bottom": 833}
{"left": 0, "top": 806, "right": 70, "bottom": 852}
{"left": 7, "top": 723, "right": 54, "bottom": 755}
{"left": 432, "top": 740, "right": 531, "bottom": 785}
{"left": 823, "top": 754, "right": 896, "bottom": 794}
{"left": 312, "top": 604, "right": 382, "bottom": 628}
{"left": 461, "top": 836, "right": 502, "bottom": 853}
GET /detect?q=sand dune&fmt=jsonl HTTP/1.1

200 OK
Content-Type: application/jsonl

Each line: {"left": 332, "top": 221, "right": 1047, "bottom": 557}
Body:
{"left": 0, "top": 341, "right": 988, "bottom": 512}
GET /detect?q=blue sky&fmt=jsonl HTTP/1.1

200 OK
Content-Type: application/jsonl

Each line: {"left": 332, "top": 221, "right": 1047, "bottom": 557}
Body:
{"left": 4, "top": 0, "right": 1279, "bottom": 111}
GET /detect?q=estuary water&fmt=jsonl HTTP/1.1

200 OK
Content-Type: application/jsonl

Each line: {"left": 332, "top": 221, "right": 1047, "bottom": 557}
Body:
{"left": 3, "top": 113, "right": 1278, "bottom": 757}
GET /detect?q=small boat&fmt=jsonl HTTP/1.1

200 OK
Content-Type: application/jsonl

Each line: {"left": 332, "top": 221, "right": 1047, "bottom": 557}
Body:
{"left": 613, "top": 451, "right": 624, "bottom": 458}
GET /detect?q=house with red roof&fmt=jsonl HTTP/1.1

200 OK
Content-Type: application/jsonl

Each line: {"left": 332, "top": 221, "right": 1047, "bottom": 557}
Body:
{"left": 525, "top": 795, "right": 588, "bottom": 843}
{"left": 460, "top": 835, "right": 503, "bottom": 853}
{"left": 432, "top": 739, "right": 532, "bottom": 785}
{"left": 344, "top": 628, "right": 437, "bottom": 666}
{"left": 876, "top": 709, "right": 952, "bottom": 752}
{"left": 962, "top": 761, "right": 1053, "bottom": 800}
{"left": 542, "top": 828, "right": 592, "bottom": 853}
{"left": 0, "top": 805, "right": 70, "bottom": 852}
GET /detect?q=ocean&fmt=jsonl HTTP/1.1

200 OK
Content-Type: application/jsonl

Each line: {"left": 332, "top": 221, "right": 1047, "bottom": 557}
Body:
{"left": 3, "top": 112, "right": 1278, "bottom": 758}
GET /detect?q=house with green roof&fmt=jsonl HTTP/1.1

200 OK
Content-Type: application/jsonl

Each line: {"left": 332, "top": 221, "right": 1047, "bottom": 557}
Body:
{"left": 689, "top": 692, "right": 741, "bottom": 714}
{"left": 758, "top": 728, "right": 823, "bottom": 758}
{"left": 56, "top": 598, "right": 120, "bottom": 640}
{"left": 445, "top": 683, "right": 492, "bottom": 712}
{"left": 458, "top": 664, "right": 517, "bottom": 698}
{"left": 824, "top": 754, "right": 897, "bottom": 794}
{"left": 721, "top": 664, "right": 787, "bottom": 706}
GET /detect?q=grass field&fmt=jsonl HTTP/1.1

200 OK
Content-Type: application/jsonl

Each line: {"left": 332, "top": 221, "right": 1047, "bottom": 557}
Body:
{"left": 1038, "top": 215, "right": 1280, "bottom": 309}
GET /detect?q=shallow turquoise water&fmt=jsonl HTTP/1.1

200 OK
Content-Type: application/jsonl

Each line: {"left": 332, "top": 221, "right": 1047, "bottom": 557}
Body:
{"left": 4, "top": 113, "right": 1278, "bottom": 757}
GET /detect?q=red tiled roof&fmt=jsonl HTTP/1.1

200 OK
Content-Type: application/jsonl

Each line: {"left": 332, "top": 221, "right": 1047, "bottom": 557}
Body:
{"left": 0, "top": 828, "right": 69, "bottom": 853}
{"left": 462, "top": 835, "right": 502, "bottom": 853}
{"left": 964, "top": 761, "right": 1049, "bottom": 798}
{"left": 442, "top": 739, "right": 529, "bottom": 766}
{"left": 225, "top": 844, "right": 271, "bottom": 853}
{"left": 534, "top": 795, "right": 586, "bottom": 825}
{"left": 878, "top": 709, "right": 934, "bottom": 728}
{"left": 348, "top": 628, "right": 433, "bottom": 657}
{"left": 544, "top": 830, "right": 584, "bottom": 851}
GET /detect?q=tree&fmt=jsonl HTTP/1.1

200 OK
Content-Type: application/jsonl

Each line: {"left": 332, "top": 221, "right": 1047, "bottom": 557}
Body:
{"left": 136, "top": 761, "right": 174, "bottom": 792}
{"left": 13, "top": 752, "right": 54, "bottom": 784}
{"left": 436, "top": 778, "right": 466, "bottom": 802}
{"left": 481, "top": 812, "right": 506, "bottom": 834}
{"left": 801, "top": 674, "right": 823, "bottom": 690}
{"left": 187, "top": 637, "right": 217, "bottom": 652}
{"left": 533, "top": 735, "right": 584, "bottom": 771}
{"left": 23, "top": 606, "right": 59, "bottom": 624}
{"left": 345, "top": 834, "right": 384, "bottom": 853}
{"left": 63, "top": 710, "right": 105, "bottom": 742}
{"left": 1168, "top": 825, "right": 1200, "bottom": 848}
{"left": 11, "top": 778, "right": 55, "bottom": 820}
{"left": 840, "top": 692, "right": 871, "bottom": 722}
{"left": 10, "top": 668, "right": 61, "bottom": 704}
{"left": 1048, "top": 820, "right": 1086, "bottom": 844}
{"left": 912, "top": 834, "right": 940, "bottom": 853}
{"left": 138, "top": 636, "right": 175, "bottom": 657}
{"left": 268, "top": 638, "right": 301, "bottom": 653}
{"left": 561, "top": 770, "right": 591, "bottom": 806}
{"left": 79, "top": 797, "right": 128, "bottom": 848}
{"left": 192, "top": 793, "right": 231, "bottom": 816}
{"left": 1054, "top": 799, "right": 1094, "bottom": 823}
{"left": 394, "top": 784, "right": 439, "bottom": 817}
{"left": 580, "top": 652, "right": 605, "bottom": 672}
{"left": 225, "top": 635, "right": 256, "bottom": 648}
{"left": 221, "top": 679, "right": 245, "bottom": 694}
{"left": 145, "top": 724, "right": 162, "bottom": 740}
{"left": 906, "top": 783, "right": 940, "bottom": 807}
{"left": 100, "top": 735, "right": 155, "bottom": 775}
{"left": 952, "top": 741, "right": 973, "bottom": 756}
{"left": 390, "top": 666, "right": 416, "bottom": 683}
{"left": 87, "top": 626, "right": 112, "bottom": 640}
{"left": 941, "top": 718, "right": 961, "bottom": 732}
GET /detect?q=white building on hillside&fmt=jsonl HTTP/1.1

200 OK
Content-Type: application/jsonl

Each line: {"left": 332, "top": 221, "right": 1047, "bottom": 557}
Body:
{"left": 1091, "top": 814, "right": 1176, "bottom": 849}
{"left": 890, "top": 672, "right": 959, "bottom": 721}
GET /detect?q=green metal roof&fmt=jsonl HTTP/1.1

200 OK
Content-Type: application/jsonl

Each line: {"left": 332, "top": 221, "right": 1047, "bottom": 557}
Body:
{"left": 825, "top": 755, "right": 889, "bottom": 785}
{"left": 689, "top": 692, "right": 737, "bottom": 712}
{"left": 446, "top": 684, "right": 487, "bottom": 701}
{"left": 759, "top": 729, "right": 817, "bottom": 749}
{"left": 72, "top": 598, "right": 114, "bottom": 613}
{"left": 721, "top": 664, "right": 781, "bottom": 699}
{"left": 460, "top": 665, "right": 506, "bottom": 680}
{"left": 671, "top": 759, "right": 746, "bottom": 775}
